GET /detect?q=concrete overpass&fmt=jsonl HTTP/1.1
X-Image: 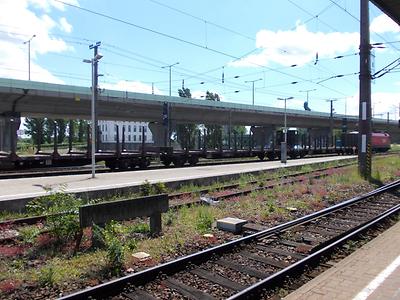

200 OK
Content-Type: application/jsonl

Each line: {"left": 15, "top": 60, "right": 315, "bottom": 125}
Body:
{"left": 0, "top": 78, "right": 397, "bottom": 131}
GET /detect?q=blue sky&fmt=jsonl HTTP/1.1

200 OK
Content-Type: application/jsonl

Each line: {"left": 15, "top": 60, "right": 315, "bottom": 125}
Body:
{"left": 1, "top": 0, "right": 400, "bottom": 119}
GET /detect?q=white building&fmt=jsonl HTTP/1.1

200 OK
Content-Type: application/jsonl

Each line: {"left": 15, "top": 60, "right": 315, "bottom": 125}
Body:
{"left": 98, "top": 120, "right": 153, "bottom": 150}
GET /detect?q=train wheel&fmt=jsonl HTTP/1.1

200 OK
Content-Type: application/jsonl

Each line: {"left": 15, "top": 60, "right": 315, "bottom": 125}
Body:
{"left": 162, "top": 158, "right": 171, "bottom": 167}
{"left": 173, "top": 157, "right": 185, "bottom": 167}
{"left": 258, "top": 154, "right": 265, "bottom": 161}
{"left": 138, "top": 158, "right": 149, "bottom": 169}
{"left": 105, "top": 160, "right": 116, "bottom": 170}
{"left": 118, "top": 159, "right": 130, "bottom": 170}
{"left": 188, "top": 156, "right": 199, "bottom": 166}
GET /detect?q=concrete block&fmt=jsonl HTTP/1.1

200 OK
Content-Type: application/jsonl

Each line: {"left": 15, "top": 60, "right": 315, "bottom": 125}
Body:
{"left": 217, "top": 217, "right": 247, "bottom": 234}
{"left": 132, "top": 251, "right": 151, "bottom": 261}
{"left": 79, "top": 194, "right": 168, "bottom": 228}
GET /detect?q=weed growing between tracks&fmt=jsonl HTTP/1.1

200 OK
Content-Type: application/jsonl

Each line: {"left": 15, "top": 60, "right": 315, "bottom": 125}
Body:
{"left": 0, "top": 156, "right": 399, "bottom": 299}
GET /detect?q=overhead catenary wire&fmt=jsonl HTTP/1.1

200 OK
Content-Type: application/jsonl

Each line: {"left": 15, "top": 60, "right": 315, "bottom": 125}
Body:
{"left": 54, "top": 0, "right": 352, "bottom": 97}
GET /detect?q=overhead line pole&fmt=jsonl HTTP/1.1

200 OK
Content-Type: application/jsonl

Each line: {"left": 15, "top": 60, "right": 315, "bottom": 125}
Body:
{"left": 326, "top": 99, "right": 338, "bottom": 147}
{"left": 83, "top": 41, "right": 102, "bottom": 178}
{"left": 359, "top": 0, "right": 372, "bottom": 179}
{"left": 161, "top": 62, "right": 179, "bottom": 147}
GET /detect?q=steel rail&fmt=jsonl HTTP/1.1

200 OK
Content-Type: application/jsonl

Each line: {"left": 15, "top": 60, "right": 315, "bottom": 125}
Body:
{"left": 59, "top": 179, "right": 400, "bottom": 300}
{"left": 229, "top": 203, "right": 400, "bottom": 299}
{"left": 1, "top": 161, "right": 355, "bottom": 226}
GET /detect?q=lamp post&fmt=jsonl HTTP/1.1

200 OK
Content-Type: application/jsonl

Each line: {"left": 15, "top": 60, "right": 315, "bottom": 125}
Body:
{"left": 161, "top": 62, "right": 179, "bottom": 147}
{"left": 23, "top": 34, "right": 36, "bottom": 80}
{"left": 245, "top": 78, "right": 262, "bottom": 106}
{"left": 162, "top": 62, "right": 179, "bottom": 96}
{"left": 277, "top": 97, "right": 293, "bottom": 163}
{"left": 83, "top": 41, "right": 102, "bottom": 178}
{"left": 299, "top": 89, "right": 316, "bottom": 108}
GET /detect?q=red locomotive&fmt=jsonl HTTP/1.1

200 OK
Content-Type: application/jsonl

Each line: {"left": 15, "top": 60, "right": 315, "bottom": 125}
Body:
{"left": 341, "top": 132, "right": 391, "bottom": 152}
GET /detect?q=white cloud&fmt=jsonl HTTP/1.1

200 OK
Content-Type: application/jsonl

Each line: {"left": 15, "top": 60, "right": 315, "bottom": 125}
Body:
{"left": 59, "top": 17, "right": 72, "bottom": 33}
{"left": 28, "top": 0, "right": 79, "bottom": 12}
{"left": 230, "top": 24, "right": 359, "bottom": 67}
{"left": 0, "top": 0, "right": 77, "bottom": 83}
{"left": 102, "top": 80, "right": 163, "bottom": 95}
{"left": 370, "top": 14, "right": 400, "bottom": 34}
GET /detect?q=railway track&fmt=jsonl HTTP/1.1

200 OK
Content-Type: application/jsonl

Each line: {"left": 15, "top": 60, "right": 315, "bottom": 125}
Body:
{"left": 0, "top": 153, "right": 347, "bottom": 180}
{"left": 59, "top": 180, "right": 400, "bottom": 300}
{"left": 0, "top": 161, "right": 355, "bottom": 227}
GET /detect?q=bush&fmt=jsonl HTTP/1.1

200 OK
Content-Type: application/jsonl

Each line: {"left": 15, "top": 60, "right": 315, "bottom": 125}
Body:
{"left": 195, "top": 207, "right": 213, "bottom": 233}
{"left": 95, "top": 221, "right": 125, "bottom": 276}
{"left": 19, "top": 226, "right": 41, "bottom": 245}
{"left": 26, "top": 192, "right": 82, "bottom": 242}
{"left": 38, "top": 266, "right": 56, "bottom": 286}
{"left": 153, "top": 182, "right": 167, "bottom": 194}
{"left": 139, "top": 180, "right": 152, "bottom": 196}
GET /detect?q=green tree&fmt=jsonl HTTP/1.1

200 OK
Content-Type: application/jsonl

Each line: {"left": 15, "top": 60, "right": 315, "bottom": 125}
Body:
{"left": 78, "top": 120, "right": 88, "bottom": 142}
{"left": 24, "top": 118, "right": 45, "bottom": 146}
{"left": 204, "top": 91, "right": 223, "bottom": 149}
{"left": 177, "top": 88, "right": 198, "bottom": 149}
{"left": 44, "top": 118, "right": 55, "bottom": 144}
{"left": 56, "top": 119, "right": 67, "bottom": 144}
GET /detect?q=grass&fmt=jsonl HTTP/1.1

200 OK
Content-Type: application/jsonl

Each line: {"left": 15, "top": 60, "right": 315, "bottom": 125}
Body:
{"left": 1, "top": 155, "right": 399, "bottom": 294}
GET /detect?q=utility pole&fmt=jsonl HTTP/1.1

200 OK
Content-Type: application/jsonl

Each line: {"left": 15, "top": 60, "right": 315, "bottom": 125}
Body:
{"left": 23, "top": 34, "right": 36, "bottom": 80}
{"left": 277, "top": 97, "right": 293, "bottom": 163}
{"left": 83, "top": 41, "right": 102, "bottom": 178}
{"left": 161, "top": 62, "right": 179, "bottom": 147}
{"left": 245, "top": 78, "right": 262, "bottom": 106}
{"left": 326, "top": 99, "right": 338, "bottom": 146}
{"left": 359, "top": 0, "right": 372, "bottom": 179}
{"left": 90, "top": 42, "right": 101, "bottom": 152}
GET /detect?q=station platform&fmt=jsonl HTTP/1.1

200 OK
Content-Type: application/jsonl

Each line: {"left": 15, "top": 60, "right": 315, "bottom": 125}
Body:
{"left": 284, "top": 220, "right": 400, "bottom": 300}
{"left": 0, "top": 156, "right": 353, "bottom": 211}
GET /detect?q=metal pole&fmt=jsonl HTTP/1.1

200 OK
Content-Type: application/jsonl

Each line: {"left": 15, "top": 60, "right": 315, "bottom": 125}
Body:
{"left": 252, "top": 82, "right": 255, "bottom": 106}
{"left": 277, "top": 97, "right": 293, "bottom": 163}
{"left": 161, "top": 62, "right": 179, "bottom": 147}
{"left": 28, "top": 41, "right": 31, "bottom": 81}
{"left": 284, "top": 98, "right": 287, "bottom": 144}
{"left": 299, "top": 89, "right": 316, "bottom": 105}
{"left": 24, "top": 35, "right": 35, "bottom": 80}
{"left": 91, "top": 60, "right": 96, "bottom": 178}
{"left": 245, "top": 78, "right": 262, "bottom": 106}
{"left": 359, "top": 0, "right": 372, "bottom": 179}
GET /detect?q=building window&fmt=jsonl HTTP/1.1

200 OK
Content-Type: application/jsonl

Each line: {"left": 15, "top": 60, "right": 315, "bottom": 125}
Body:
{"left": 128, "top": 135, "right": 131, "bottom": 141}
{"left": 133, "top": 135, "right": 136, "bottom": 141}
{"left": 128, "top": 125, "right": 131, "bottom": 132}
{"left": 139, "top": 126, "right": 142, "bottom": 133}
{"left": 134, "top": 126, "right": 136, "bottom": 132}
{"left": 144, "top": 127, "right": 147, "bottom": 133}
{"left": 139, "top": 135, "right": 142, "bottom": 141}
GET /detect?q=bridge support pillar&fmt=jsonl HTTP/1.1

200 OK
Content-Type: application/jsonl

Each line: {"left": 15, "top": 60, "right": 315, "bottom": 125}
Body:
{"left": 148, "top": 122, "right": 166, "bottom": 147}
{"left": 0, "top": 112, "right": 21, "bottom": 154}
{"left": 250, "top": 125, "right": 275, "bottom": 149}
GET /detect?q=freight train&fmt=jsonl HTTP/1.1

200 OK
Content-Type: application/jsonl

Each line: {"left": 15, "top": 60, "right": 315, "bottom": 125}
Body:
{"left": 0, "top": 128, "right": 391, "bottom": 171}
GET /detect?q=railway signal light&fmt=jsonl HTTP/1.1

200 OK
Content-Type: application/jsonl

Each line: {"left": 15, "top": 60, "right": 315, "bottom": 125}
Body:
{"left": 162, "top": 102, "right": 168, "bottom": 126}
